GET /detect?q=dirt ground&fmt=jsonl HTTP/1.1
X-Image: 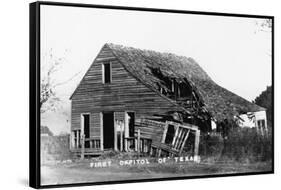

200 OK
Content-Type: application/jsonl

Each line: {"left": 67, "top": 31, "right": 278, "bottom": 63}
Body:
{"left": 41, "top": 158, "right": 272, "bottom": 185}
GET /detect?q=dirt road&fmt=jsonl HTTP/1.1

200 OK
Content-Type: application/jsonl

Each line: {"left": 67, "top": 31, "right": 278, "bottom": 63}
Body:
{"left": 41, "top": 160, "right": 272, "bottom": 185}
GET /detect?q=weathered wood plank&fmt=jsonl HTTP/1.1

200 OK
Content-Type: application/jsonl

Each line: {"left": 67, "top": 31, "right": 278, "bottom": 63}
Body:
{"left": 179, "top": 129, "right": 190, "bottom": 154}
{"left": 194, "top": 130, "right": 200, "bottom": 158}
{"left": 71, "top": 46, "right": 193, "bottom": 152}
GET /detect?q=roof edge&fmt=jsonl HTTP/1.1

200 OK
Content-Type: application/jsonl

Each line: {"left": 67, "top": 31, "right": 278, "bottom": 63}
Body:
{"left": 106, "top": 44, "right": 193, "bottom": 115}
{"left": 69, "top": 44, "right": 108, "bottom": 99}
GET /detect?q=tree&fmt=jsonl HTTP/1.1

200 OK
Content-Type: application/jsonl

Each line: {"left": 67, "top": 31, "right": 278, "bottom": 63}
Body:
{"left": 41, "top": 49, "right": 79, "bottom": 114}
{"left": 253, "top": 19, "right": 272, "bottom": 128}
{"left": 41, "top": 126, "right": 54, "bottom": 136}
{"left": 41, "top": 55, "right": 61, "bottom": 113}
{"left": 255, "top": 18, "right": 272, "bottom": 33}
{"left": 253, "top": 86, "right": 272, "bottom": 128}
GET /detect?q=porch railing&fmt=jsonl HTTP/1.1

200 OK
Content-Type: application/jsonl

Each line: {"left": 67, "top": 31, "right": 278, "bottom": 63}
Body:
{"left": 70, "top": 130, "right": 100, "bottom": 150}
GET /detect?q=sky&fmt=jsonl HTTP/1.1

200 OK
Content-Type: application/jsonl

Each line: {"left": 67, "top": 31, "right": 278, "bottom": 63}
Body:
{"left": 40, "top": 5, "right": 272, "bottom": 135}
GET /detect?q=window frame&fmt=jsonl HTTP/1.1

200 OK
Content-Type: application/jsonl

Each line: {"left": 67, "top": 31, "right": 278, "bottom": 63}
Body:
{"left": 257, "top": 119, "right": 266, "bottom": 130}
{"left": 102, "top": 61, "right": 112, "bottom": 84}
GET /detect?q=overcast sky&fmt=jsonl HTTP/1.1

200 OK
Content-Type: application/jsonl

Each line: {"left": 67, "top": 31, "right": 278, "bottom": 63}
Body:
{"left": 40, "top": 5, "right": 272, "bottom": 135}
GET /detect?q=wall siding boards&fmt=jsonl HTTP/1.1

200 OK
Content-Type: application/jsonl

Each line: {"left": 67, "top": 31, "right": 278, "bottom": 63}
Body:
{"left": 71, "top": 46, "right": 183, "bottom": 141}
{"left": 115, "top": 111, "right": 125, "bottom": 121}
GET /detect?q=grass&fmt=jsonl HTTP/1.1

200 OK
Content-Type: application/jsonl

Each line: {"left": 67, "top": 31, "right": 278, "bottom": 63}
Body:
{"left": 199, "top": 127, "right": 272, "bottom": 163}
{"left": 41, "top": 157, "right": 272, "bottom": 185}
{"left": 40, "top": 126, "right": 273, "bottom": 185}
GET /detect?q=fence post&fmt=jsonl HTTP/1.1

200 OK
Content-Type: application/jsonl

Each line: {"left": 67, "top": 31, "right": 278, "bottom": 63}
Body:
{"left": 137, "top": 129, "right": 140, "bottom": 156}
{"left": 69, "top": 133, "right": 72, "bottom": 150}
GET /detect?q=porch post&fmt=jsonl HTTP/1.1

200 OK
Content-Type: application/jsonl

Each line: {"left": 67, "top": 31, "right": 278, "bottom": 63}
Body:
{"left": 114, "top": 113, "right": 118, "bottom": 151}
{"left": 137, "top": 129, "right": 141, "bottom": 155}
{"left": 75, "top": 131, "right": 79, "bottom": 148}
{"left": 100, "top": 112, "right": 104, "bottom": 151}
{"left": 70, "top": 131, "right": 75, "bottom": 150}
{"left": 124, "top": 112, "right": 128, "bottom": 152}
{"left": 194, "top": 129, "right": 200, "bottom": 159}
{"left": 81, "top": 134, "right": 85, "bottom": 159}
{"left": 120, "top": 127, "right": 123, "bottom": 151}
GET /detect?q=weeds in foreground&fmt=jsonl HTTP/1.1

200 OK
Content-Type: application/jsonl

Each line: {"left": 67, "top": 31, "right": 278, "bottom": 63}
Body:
{"left": 200, "top": 127, "right": 272, "bottom": 163}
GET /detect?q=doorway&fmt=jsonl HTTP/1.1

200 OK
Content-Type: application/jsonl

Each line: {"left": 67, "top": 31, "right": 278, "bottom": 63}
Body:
{"left": 165, "top": 124, "right": 175, "bottom": 145}
{"left": 125, "top": 112, "right": 135, "bottom": 137}
{"left": 82, "top": 114, "right": 90, "bottom": 148}
{"left": 103, "top": 112, "right": 115, "bottom": 149}
{"left": 125, "top": 112, "right": 135, "bottom": 151}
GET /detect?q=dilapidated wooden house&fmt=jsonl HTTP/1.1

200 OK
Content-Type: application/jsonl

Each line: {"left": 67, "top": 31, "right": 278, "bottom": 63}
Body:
{"left": 69, "top": 43, "right": 266, "bottom": 157}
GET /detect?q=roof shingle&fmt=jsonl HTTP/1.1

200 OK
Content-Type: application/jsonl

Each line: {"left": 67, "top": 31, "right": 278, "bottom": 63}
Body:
{"left": 106, "top": 43, "right": 265, "bottom": 121}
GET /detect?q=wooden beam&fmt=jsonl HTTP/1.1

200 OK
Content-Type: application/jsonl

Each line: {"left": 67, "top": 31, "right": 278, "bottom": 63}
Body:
{"left": 75, "top": 131, "right": 79, "bottom": 148}
{"left": 171, "top": 125, "right": 179, "bottom": 147}
{"left": 81, "top": 134, "right": 85, "bottom": 159}
{"left": 124, "top": 112, "right": 128, "bottom": 152}
{"left": 161, "top": 122, "right": 169, "bottom": 143}
{"left": 157, "top": 149, "right": 162, "bottom": 157}
{"left": 120, "top": 131, "right": 123, "bottom": 151}
{"left": 150, "top": 147, "right": 153, "bottom": 156}
{"left": 135, "top": 138, "right": 137, "bottom": 152}
{"left": 89, "top": 140, "right": 93, "bottom": 149}
{"left": 137, "top": 129, "right": 141, "bottom": 156}
{"left": 176, "top": 128, "right": 184, "bottom": 149}
{"left": 114, "top": 114, "right": 118, "bottom": 151}
{"left": 179, "top": 129, "right": 190, "bottom": 154}
{"left": 194, "top": 130, "right": 200, "bottom": 158}
{"left": 71, "top": 131, "right": 75, "bottom": 149}
{"left": 174, "top": 126, "right": 183, "bottom": 149}
{"left": 125, "top": 138, "right": 128, "bottom": 152}
{"left": 100, "top": 112, "right": 104, "bottom": 151}
{"left": 167, "top": 121, "right": 198, "bottom": 131}
{"left": 69, "top": 132, "right": 73, "bottom": 150}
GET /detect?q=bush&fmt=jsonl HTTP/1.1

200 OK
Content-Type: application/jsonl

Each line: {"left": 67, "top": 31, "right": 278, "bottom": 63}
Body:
{"left": 199, "top": 132, "right": 224, "bottom": 162}
{"left": 199, "top": 127, "right": 272, "bottom": 163}
{"left": 223, "top": 127, "right": 272, "bottom": 162}
{"left": 41, "top": 135, "right": 72, "bottom": 164}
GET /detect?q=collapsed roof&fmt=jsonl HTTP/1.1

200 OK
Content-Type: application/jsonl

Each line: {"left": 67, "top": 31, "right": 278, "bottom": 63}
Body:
{"left": 106, "top": 43, "right": 265, "bottom": 121}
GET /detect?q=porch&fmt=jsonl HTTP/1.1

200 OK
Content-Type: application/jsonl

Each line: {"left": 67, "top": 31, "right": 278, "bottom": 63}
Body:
{"left": 70, "top": 119, "right": 200, "bottom": 159}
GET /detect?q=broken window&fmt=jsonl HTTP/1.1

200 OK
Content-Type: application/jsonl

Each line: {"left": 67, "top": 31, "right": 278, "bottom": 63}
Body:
{"left": 170, "top": 79, "right": 196, "bottom": 100}
{"left": 257, "top": 119, "right": 265, "bottom": 131}
{"left": 103, "top": 62, "right": 111, "bottom": 83}
{"left": 147, "top": 66, "right": 195, "bottom": 101}
{"left": 178, "top": 82, "right": 192, "bottom": 98}
{"left": 171, "top": 79, "right": 179, "bottom": 98}
{"left": 165, "top": 124, "right": 175, "bottom": 145}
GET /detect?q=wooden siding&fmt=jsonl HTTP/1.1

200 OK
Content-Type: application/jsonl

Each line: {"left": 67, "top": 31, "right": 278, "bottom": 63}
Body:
{"left": 135, "top": 119, "right": 165, "bottom": 143}
{"left": 71, "top": 46, "right": 184, "bottom": 140}
{"left": 115, "top": 111, "right": 125, "bottom": 121}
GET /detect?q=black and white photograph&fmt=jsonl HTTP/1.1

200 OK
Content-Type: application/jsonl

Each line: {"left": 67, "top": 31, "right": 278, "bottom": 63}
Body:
{"left": 30, "top": 1, "right": 273, "bottom": 188}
